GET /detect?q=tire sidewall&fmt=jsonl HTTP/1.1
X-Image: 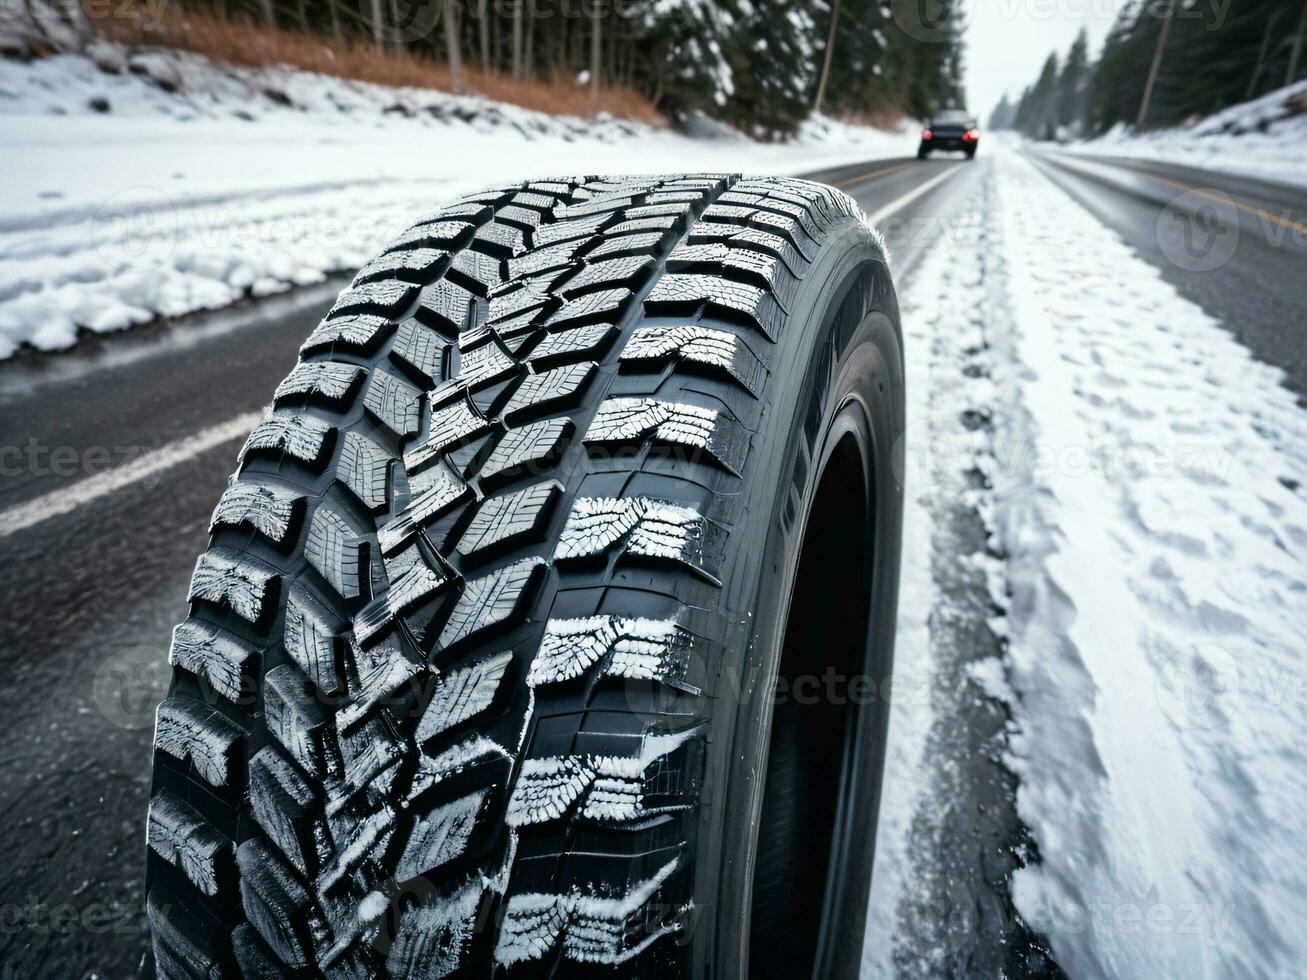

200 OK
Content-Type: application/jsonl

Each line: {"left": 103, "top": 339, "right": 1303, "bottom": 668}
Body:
{"left": 691, "top": 218, "right": 906, "bottom": 979}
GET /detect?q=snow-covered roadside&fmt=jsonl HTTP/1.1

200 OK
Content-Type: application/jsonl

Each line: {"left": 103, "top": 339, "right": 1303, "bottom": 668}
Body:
{"left": 865, "top": 143, "right": 1307, "bottom": 978}
{"left": 0, "top": 46, "right": 909, "bottom": 358}
{"left": 1068, "top": 79, "right": 1307, "bottom": 190}
{"left": 988, "top": 146, "right": 1307, "bottom": 977}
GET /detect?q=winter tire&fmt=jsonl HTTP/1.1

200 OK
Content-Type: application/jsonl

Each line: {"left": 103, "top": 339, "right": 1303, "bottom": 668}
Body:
{"left": 146, "top": 173, "right": 905, "bottom": 979}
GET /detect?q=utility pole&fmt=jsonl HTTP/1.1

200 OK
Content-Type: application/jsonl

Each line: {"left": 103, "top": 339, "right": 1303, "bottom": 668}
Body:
{"left": 1246, "top": 11, "right": 1279, "bottom": 100}
{"left": 1288, "top": 0, "right": 1307, "bottom": 87}
{"left": 1136, "top": 0, "right": 1174, "bottom": 130}
{"left": 444, "top": 0, "right": 463, "bottom": 92}
{"left": 813, "top": 0, "right": 842, "bottom": 114}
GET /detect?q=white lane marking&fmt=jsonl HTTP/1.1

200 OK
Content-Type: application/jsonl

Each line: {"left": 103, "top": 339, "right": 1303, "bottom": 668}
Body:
{"left": 865, "top": 163, "right": 965, "bottom": 228}
{"left": 0, "top": 411, "right": 262, "bottom": 538}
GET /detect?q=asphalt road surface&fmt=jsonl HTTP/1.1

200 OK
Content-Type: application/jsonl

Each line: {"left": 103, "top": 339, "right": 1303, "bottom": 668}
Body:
{"left": 1, "top": 150, "right": 1302, "bottom": 978}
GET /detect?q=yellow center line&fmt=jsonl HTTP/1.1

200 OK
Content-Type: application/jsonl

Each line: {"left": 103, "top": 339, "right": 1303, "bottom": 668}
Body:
{"left": 832, "top": 163, "right": 910, "bottom": 188}
{"left": 1146, "top": 171, "right": 1307, "bottom": 237}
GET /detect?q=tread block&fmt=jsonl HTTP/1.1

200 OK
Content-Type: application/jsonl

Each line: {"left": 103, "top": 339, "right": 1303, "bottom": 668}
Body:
{"left": 667, "top": 241, "right": 787, "bottom": 294}
{"left": 154, "top": 694, "right": 243, "bottom": 788}
{"left": 584, "top": 396, "right": 748, "bottom": 473}
{"left": 336, "top": 431, "right": 392, "bottom": 514}
{"left": 526, "top": 323, "right": 616, "bottom": 368}
{"left": 701, "top": 203, "right": 817, "bottom": 261}
{"left": 621, "top": 324, "right": 766, "bottom": 396}
{"left": 558, "top": 256, "right": 654, "bottom": 297}
{"left": 148, "top": 893, "right": 223, "bottom": 980}
{"left": 339, "top": 633, "right": 422, "bottom": 730}
{"left": 685, "top": 221, "right": 804, "bottom": 277}
{"left": 488, "top": 278, "right": 553, "bottom": 324}
{"left": 644, "top": 273, "right": 783, "bottom": 342}
{"left": 188, "top": 548, "right": 276, "bottom": 624}
{"left": 147, "top": 789, "right": 228, "bottom": 897}
{"left": 501, "top": 363, "right": 595, "bottom": 423}
{"left": 455, "top": 482, "right": 561, "bottom": 560}
{"left": 354, "top": 544, "right": 451, "bottom": 646}
{"left": 605, "top": 215, "right": 680, "bottom": 236}
{"left": 239, "top": 412, "right": 333, "bottom": 469}
{"left": 531, "top": 213, "right": 609, "bottom": 248}
{"left": 236, "top": 838, "right": 316, "bottom": 969}
{"left": 477, "top": 417, "right": 573, "bottom": 487}
{"left": 336, "top": 715, "right": 406, "bottom": 803}
{"left": 305, "top": 506, "right": 363, "bottom": 600}
{"left": 526, "top": 615, "right": 694, "bottom": 687}
{"left": 209, "top": 479, "right": 302, "bottom": 545}
{"left": 415, "top": 279, "right": 476, "bottom": 333}
{"left": 391, "top": 318, "right": 449, "bottom": 388}
{"left": 586, "top": 231, "right": 665, "bottom": 260}
{"left": 416, "top": 651, "right": 512, "bottom": 742}
{"left": 249, "top": 745, "right": 318, "bottom": 875}
{"left": 379, "top": 461, "right": 471, "bottom": 555}
{"left": 506, "top": 729, "right": 695, "bottom": 827}
{"left": 542, "top": 286, "right": 631, "bottom": 330}
{"left": 507, "top": 240, "right": 583, "bottom": 280}
{"left": 473, "top": 221, "right": 529, "bottom": 258}
{"left": 169, "top": 619, "right": 254, "bottom": 703}
{"left": 403, "top": 393, "right": 493, "bottom": 474}
{"left": 285, "top": 583, "right": 342, "bottom": 694}
{"left": 494, "top": 857, "right": 684, "bottom": 967}
{"left": 408, "top": 736, "right": 511, "bottom": 801}
{"left": 232, "top": 923, "right": 289, "bottom": 979}
{"left": 364, "top": 368, "right": 423, "bottom": 438}
{"left": 438, "top": 557, "right": 546, "bottom": 650}
{"left": 317, "top": 804, "right": 395, "bottom": 893}
{"left": 394, "top": 793, "right": 487, "bottom": 881}
{"left": 329, "top": 280, "right": 417, "bottom": 319}
{"left": 265, "top": 664, "right": 329, "bottom": 777}
{"left": 353, "top": 247, "right": 448, "bottom": 286}
{"left": 457, "top": 335, "right": 519, "bottom": 389}
{"left": 300, "top": 314, "right": 391, "bottom": 356}
{"left": 274, "top": 361, "right": 364, "bottom": 407}
{"left": 555, "top": 497, "right": 722, "bottom": 574}
{"left": 384, "top": 882, "right": 481, "bottom": 977}
{"left": 384, "top": 219, "right": 473, "bottom": 254}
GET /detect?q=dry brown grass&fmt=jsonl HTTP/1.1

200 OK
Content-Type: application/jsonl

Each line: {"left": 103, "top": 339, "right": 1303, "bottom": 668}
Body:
{"left": 828, "top": 106, "right": 909, "bottom": 131}
{"left": 92, "top": 3, "right": 664, "bottom": 124}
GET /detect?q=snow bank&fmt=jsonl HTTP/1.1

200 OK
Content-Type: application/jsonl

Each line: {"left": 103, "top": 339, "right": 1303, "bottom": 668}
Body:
{"left": 865, "top": 142, "right": 1307, "bottom": 977}
{"left": 1071, "top": 79, "right": 1307, "bottom": 189}
{"left": 0, "top": 43, "right": 909, "bottom": 358}
{"left": 986, "top": 146, "right": 1307, "bottom": 978}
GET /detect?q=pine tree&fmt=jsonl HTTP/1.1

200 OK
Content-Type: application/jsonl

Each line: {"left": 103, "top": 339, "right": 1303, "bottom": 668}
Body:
{"left": 1057, "top": 28, "right": 1089, "bottom": 135}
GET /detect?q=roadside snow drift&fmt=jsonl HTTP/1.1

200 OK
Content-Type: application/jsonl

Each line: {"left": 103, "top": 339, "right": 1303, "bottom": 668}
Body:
{"left": 1072, "top": 79, "right": 1307, "bottom": 190}
{"left": 0, "top": 44, "right": 907, "bottom": 358}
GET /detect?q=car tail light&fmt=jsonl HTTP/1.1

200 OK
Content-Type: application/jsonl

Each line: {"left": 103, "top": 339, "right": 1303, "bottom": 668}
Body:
{"left": 922, "top": 129, "right": 932, "bottom": 140}
{"left": 963, "top": 128, "right": 979, "bottom": 141}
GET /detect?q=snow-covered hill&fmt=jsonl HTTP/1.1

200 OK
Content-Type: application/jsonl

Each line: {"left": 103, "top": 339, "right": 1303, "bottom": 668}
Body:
{"left": 0, "top": 43, "right": 909, "bottom": 359}
{"left": 1071, "top": 79, "right": 1307, "bottom": 189}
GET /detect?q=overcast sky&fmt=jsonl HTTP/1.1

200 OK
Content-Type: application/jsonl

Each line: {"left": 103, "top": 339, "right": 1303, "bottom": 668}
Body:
{"left": 961, "top": 1, "right": 1121, "bottom": 121}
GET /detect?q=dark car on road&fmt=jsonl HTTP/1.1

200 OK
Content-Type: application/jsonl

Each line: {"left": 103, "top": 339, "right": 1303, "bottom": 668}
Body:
{"left": 919, "top": 109, "right": 980, "bottom": 159}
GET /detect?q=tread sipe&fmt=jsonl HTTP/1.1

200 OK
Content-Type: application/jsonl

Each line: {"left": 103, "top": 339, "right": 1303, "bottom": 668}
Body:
{"left": 146, "top": 173, "right": 901, "bottom": 978}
